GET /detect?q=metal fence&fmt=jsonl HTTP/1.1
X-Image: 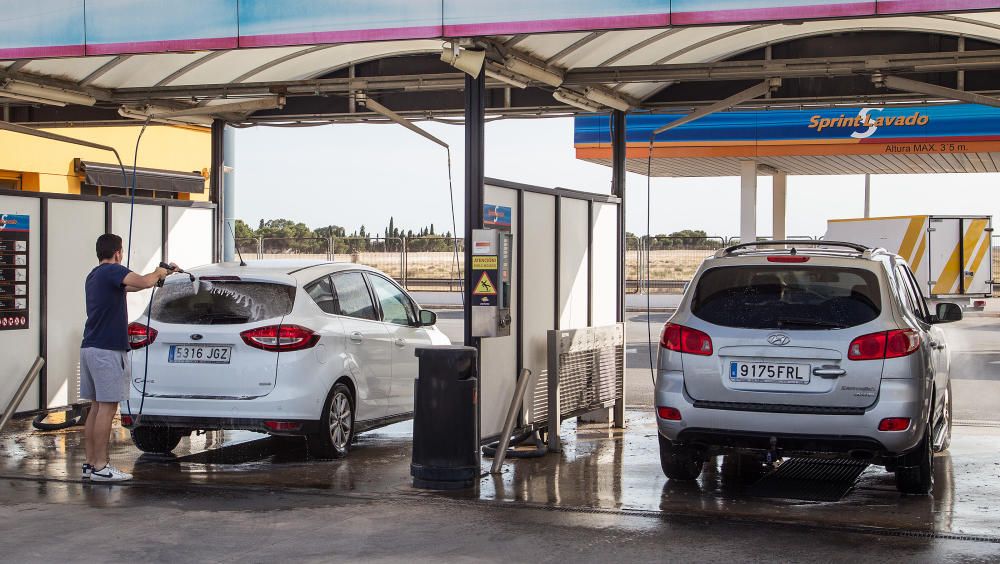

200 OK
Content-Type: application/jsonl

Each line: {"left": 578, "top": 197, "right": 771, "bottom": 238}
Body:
{"left": 994, "top": 235, "right": 1000, "bottom": 297}
{"left": 404, "top": 237, "right": 464, "bottom": 292}
{"left": 629, "top": 236, "right": 727, "bottom": 294}
{"left": 236, "top": 236, "right": 456, "bottom": 291}
{"left": 261, "top": 237, "right": 331, "bottom": 261}
{"left": 235, "top": 234, "right": 825, "bottom": 294}
{"left": 333, "top": 237, "right": 405, "bottom": 279}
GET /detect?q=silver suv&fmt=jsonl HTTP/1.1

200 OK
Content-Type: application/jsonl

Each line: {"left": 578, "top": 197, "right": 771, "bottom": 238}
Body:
{"left": 655, "top": 241, "right": 961, "bottom": 494}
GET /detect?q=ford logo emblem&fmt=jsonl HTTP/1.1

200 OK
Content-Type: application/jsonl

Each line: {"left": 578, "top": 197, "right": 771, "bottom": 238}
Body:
{"left": 190, "top": 334, "right": 204, "bottom": 341}
{"left": 767, "top": 333, "right": 790, "bottom": 346}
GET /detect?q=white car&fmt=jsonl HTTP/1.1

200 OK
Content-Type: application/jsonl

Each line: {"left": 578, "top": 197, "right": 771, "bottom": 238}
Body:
{"left": 121, "top": 260, "right": 450, "bottom": 458}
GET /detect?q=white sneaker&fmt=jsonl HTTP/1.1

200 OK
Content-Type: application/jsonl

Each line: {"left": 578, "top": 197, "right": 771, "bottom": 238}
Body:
{"left": 82, "top": 463, "right": 93, "bottom": 479}
{"left": 89, "top": 464, "right": 133, "bottom": 482}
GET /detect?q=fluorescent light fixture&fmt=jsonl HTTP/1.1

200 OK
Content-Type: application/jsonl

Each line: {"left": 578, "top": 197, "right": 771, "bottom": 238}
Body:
{"left": 0, "top": 79, "right": 96, "bottom": 106}
{"left": 583, "top": 87, "right": 632, "bottom": 112}
{"left": 552, "top": 89, "right": 602, "bottom": 112}
{"left": 119, "top": 105, "right": 214, "bottom": 126}
{"left": 504, "top": 57, "right": 564, "bottom": 88}
{"left": 440, "top": 44, "right": 486, "bottom": 78}
{"left": 484, "top": 62, "right": 528, "bottom": 89}
{"left": 153, "top": 96, "right": 285, "bottom": 118}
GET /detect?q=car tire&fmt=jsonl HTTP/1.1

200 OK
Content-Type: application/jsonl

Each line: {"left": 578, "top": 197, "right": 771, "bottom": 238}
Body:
{"left": 307, "top": 382, "right": 355, "bottom": 459}
{"left": 658, "top": 433, "right": 704, "bottom": 480}
{"left": 131, "top": 426, "right": 186, "bottom": 454}
{"left": 934, "top": 382, "right": 953, "bottom": 453}
{"left": 894, "top": 420, "right": 933, "bottom": 495}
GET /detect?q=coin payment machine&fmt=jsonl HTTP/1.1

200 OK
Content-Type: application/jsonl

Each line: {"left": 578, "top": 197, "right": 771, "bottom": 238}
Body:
{"left": 471, "top": 228, "right": 512, "bottom": 337}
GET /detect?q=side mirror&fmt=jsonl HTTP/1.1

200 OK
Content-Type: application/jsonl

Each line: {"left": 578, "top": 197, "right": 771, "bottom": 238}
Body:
{"left": 419, "top": 309, "right": 437, "bottom": 327}
{"left": 933, "top": 302, "right": 963, "bottom": 323}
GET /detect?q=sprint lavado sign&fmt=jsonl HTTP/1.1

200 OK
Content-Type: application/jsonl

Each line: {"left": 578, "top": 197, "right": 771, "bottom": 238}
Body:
{"left": 575, "top": 103, "right": 1000, "bottom": 158}
{"left": 808, "top": 108, "right": 930, "bottom": 138}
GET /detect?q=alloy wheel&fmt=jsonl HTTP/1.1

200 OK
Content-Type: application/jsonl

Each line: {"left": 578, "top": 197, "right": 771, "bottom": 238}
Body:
{"left": 329, "top": 392, "right": 353, "bottom": 450}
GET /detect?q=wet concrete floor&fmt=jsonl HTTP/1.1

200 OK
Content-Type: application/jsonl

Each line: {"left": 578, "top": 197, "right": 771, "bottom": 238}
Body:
{"left": 2, "top": 410, "right": 998, "bottom": 544}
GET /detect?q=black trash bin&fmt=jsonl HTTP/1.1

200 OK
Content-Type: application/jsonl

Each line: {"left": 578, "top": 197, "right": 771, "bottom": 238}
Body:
{"left": 411, "top": 346, "right": 480, "bottom": 490}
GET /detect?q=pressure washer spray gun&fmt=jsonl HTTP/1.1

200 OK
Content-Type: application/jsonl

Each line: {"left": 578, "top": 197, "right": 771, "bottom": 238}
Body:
{"left": 157, "top": 261, "right": 195, "bottom": 286}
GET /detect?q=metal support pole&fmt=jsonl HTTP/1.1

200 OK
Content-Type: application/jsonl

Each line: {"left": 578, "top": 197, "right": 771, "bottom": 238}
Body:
{"left": 210, "top": 120, "right": 225, "bottom": 263}
{"left": 0, "top": 358, "right": 45, "bottom": 433}
{"left": 222, "top": 125, "right": 237, "bottom": 262}
{"left": 772, "top": 171, "right": 787, "bottom": 241}
{"left": 463, "top": 71, "right": 486, "bottom": 347}
{"left": 740, "top": 160, "right": 758, "bottom": 243}
{"left": 958, "top": 37, "right": 966, "bottom": 91}
{"left": 490, "top": 368, "right": 532, "bottom": 474}
{"left": 864, "top": 173, "right": 871, "bottom": 218}
{"left": 610, "top": 110, "right": 627, "bottom": 429}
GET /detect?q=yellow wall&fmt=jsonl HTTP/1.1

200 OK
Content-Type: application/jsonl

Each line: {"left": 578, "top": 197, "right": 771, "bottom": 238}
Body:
{"left": 0, "top": 124, "right": 211, "bottom": 201}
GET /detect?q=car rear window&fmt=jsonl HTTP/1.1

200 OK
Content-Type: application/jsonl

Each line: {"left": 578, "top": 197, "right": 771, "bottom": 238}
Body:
{"left": 691, "top": 265, "right": 881, "bottom": 330}
{"left": 151, "top": 280, "right": 295, "bottom": 325}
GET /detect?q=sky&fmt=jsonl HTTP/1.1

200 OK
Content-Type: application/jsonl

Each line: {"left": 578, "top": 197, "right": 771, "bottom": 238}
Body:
{"left": 234, "top": 117, "right": 999, "bottom": 239}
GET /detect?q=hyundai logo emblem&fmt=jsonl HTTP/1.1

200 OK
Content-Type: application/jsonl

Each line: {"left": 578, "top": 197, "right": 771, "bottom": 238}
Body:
{"left": 767, "top": 333, "right": 791, "bottom": 346}
{"left": 190, "top": 334, "right": 204, "bottom": 341}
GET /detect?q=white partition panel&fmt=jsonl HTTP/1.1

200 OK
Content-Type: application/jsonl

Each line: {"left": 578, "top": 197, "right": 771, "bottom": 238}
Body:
{"left": 558, "top": 198, "right": 589, "bottom": 330}
{"left": 46, "top": 200, "right": 105, "bottom": 407}
{"left": 112, "top": 203, "right": 163, "bottom": 321}
{"left": 520, "top": 192, "right": 556, "bottom": 425}
{"left": 0, "top": 195, "right": 41, "bottom": 412}
{"left": 167, "top": 207, "right": 214, "bottom": 269}
{"left": 591, "top": 202, "right": 618, "bottom": 327}
{"left": 480, "top": 185, "right": 519, "bottom": 439}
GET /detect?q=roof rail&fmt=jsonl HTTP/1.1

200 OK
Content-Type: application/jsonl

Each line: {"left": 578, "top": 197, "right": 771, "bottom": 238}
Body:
{"left": 716, "top": 240, "right": 871, "bottom": 258}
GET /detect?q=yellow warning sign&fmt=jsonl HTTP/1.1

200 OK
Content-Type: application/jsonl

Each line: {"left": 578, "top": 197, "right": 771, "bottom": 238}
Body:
{"left": 472, "top": 255, "right": 498, "bottom": 270}
{"left": 472, "top": 271, "right": 497, "bottom": 296}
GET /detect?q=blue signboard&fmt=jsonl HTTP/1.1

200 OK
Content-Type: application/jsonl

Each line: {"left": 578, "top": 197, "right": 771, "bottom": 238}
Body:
{"left": 575, "top": 104, "right": 1000, "bottom": 147}
{"left": 483, "top": 204, "right": 512, "bottom": 230}
{"left": 0, "top": 213, "right": 30, "bottom": 331}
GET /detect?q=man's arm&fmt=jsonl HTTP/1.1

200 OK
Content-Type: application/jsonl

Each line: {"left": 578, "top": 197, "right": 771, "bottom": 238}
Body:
{"left": 123, "top": 266, "right": 170, "bottom": 292}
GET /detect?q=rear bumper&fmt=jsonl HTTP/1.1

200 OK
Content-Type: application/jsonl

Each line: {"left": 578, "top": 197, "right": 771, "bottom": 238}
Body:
{"left": 674, "top": 428, "right": 886, "bottom": 456}
{"left": 122, "top": 414, "right": 320, "bottom": 436}
{"left": 655, "top": 370, "right": 928, "bottom": 456}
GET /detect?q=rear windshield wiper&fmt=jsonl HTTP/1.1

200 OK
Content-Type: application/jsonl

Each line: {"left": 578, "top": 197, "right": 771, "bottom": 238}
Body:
{"left": 196, "top": 313, "right": 250, "bottom": 324}
{"left": 775, "top": 317, "right": 847, "bottom": 329}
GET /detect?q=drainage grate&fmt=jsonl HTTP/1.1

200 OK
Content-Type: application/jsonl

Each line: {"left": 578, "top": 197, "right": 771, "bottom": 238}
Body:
{"left": 746, "top": 458, "right": 869, "bottom": 502}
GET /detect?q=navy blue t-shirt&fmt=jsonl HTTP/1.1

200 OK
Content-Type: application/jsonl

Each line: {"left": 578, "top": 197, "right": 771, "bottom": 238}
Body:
{"left": 81, "top": 263, "right": 132, "bottom": 351}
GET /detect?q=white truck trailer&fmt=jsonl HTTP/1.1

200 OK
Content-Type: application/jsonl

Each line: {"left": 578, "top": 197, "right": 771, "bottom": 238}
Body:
{"left": 825, "top": 215, "right": 993, "bottom": 308}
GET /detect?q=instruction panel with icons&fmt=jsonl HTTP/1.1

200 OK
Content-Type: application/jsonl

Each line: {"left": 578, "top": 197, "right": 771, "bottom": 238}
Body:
{"left": 0, "top": 213, "right": 30, "bottom": 330}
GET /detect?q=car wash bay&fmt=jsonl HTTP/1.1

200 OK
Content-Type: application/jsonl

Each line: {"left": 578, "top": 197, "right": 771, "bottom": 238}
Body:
{"left": 2, "top": 2, "right": 1000, "bottom": 551}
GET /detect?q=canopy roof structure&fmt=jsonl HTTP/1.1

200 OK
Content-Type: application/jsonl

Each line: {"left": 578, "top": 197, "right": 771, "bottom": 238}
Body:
{"left": 1, "top": 5, "right": 1000, "bottom": 128}
{"left": 2, "top": 3, "right": 1000, "bottom": 180}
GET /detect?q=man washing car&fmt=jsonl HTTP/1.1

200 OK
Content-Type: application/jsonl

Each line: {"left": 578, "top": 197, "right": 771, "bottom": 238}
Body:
{"left": 80, "top": 233, "right": 178, "bottom": 482}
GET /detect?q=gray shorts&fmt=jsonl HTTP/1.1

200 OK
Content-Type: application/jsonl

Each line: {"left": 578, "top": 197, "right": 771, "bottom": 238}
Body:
{"left": 80, "top": 348, "right": 130, "bottom": 403}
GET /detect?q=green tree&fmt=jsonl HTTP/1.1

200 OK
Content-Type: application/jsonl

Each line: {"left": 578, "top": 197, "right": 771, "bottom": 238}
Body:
{"left": 234, "top": 219, "right": 255, "bottom": 239}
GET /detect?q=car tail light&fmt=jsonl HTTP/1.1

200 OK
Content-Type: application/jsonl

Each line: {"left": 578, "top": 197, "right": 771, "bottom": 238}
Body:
{"left": 661, "top": 323, "right": 713, "bottom": 356}
{"left": 656, "top": 406, "right": 682, "bottom": 421}
{"left": 127, "top": 322, "right": 158, "bottom": 350}
{"left": 120, "top": 415, "right": 134, "bottom": 426}
{"left": 240, "top": 324, "right": 319, "bottom": 352}
{"left": 767, "top": 256, "right": 810, "bottom": 263}
{"left": 885, "top": 329, "right": 921, "bottom": 358}
{"left": 263, "top": 420, "right": 302, "bottom": 431}
{"left": 878, "top": 417, "right": 911, "bottom": 432}
{"left": 849, "top": 330, "right": 919, "bottom": 360}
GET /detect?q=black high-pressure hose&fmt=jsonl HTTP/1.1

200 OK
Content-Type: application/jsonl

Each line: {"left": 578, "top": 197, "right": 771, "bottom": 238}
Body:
{"left": 482, "top": 431, "right": 547, "bottom": 459}
{"left": 32, "top": 125, "right": 145, "bottom": 433}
